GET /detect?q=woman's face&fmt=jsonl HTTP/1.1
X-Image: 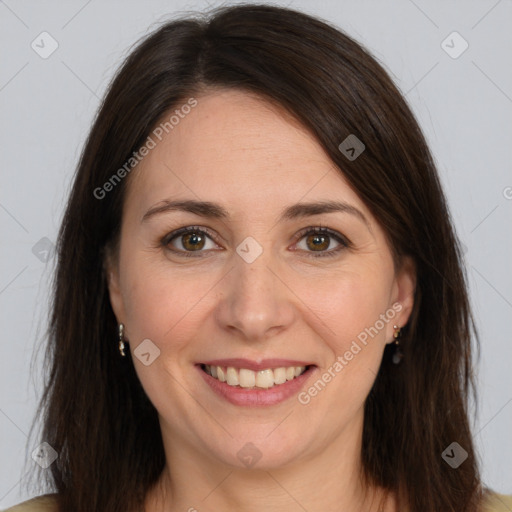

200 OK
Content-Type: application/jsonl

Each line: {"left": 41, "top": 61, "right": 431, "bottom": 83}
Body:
{"left": 107, "top": 89, "right": 415, "bottom": 471}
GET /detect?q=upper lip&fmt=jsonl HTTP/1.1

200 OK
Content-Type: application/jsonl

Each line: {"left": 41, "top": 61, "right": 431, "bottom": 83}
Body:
{"left": 199, "top": 358, "right": 315, "bottom": 371}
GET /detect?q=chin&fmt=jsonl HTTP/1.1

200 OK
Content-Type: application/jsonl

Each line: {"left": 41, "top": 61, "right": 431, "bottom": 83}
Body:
{"left": 202, "top": 430, "right": 310, "bottom": 471}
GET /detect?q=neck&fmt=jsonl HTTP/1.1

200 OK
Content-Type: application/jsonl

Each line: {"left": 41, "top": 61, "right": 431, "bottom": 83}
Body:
{"left": 145, "top": 411, "right": 395, "bottom": 512}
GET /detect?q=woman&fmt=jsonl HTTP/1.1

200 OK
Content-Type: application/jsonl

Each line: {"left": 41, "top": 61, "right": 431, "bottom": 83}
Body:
{"left": 4, "top": 4, "right": 511, "bottom": 512}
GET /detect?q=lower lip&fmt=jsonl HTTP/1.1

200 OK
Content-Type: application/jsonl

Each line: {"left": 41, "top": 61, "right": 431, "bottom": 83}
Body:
{"left": 196, "top": 364, "right": 317, "bottom": 406}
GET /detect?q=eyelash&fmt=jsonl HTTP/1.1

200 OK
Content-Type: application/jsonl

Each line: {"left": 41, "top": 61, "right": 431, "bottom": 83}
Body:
{"left": 160, "top": 225, "right": 350, "bottom": 259}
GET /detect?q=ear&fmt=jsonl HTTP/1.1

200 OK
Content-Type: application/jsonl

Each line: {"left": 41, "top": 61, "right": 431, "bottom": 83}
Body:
{"left": 104, "top": 248, "right": 125, "bottom": 323}
{"left": 386, "top": 255, "right": 416, "bottom": 343}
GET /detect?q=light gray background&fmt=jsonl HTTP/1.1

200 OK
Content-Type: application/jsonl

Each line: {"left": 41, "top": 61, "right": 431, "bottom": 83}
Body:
{"left": 1, "top": 0, "right": 511, "bottom": 507}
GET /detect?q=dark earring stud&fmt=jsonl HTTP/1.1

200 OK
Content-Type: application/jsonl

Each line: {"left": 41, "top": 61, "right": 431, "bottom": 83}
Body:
{"left": 392, "top": 325, "right": 403, "bottom": 365}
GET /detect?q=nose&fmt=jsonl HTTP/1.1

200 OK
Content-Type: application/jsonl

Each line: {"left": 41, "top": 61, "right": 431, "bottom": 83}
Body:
{"left": 214, "top": 249, "right": 296, "bottom": 343}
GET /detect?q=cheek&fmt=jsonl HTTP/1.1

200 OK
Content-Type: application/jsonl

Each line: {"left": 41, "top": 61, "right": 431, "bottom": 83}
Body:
{"left": 300, "top": 275, "right": 393, "bottom": 414}
{"left": 315, "top": 272, "right": 395, "bottom": 405}
{"left": 118, "top": 259, "right": 209, "bottom": 426}
{"left": 119, "top": 254, "right": 217, "bottom": 347}
{"left": 299, "top": 268, "right": 393, "bottom": 350}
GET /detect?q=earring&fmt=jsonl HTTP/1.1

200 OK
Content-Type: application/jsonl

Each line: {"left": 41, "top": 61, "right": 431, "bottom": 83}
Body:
{"left": 118, "top": 323, "right": 126, "bottom": 357}
{"left": 392, "top": 325, "right": 403, "bottom": 365}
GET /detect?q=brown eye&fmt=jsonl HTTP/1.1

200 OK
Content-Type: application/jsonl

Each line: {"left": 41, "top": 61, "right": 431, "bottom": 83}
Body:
{"left": 295, "top": 227, "right": 349, "bottom": 258}
{"left": 163, "top": 226, "right": 218, "bottom": 256}
{"left": 305, "top": 233, "right": 331, "bottom": 251}
{"left": 180, "top": 232, "right": 206, "bottom": 251}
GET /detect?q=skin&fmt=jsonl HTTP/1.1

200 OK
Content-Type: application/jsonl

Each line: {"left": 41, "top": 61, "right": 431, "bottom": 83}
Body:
{"left": 107, "top": 89, "right": 416, "bottom": 512}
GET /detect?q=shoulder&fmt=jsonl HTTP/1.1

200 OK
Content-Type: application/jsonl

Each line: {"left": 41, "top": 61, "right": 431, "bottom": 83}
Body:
{"left": 1, "top": 494, "right": 58, "bottom": 512}
{"left": 3, "top": 491, "right": 512, "bottom": 512}
{"left": 482, "top": 491, "right": 512, "bottom": 511}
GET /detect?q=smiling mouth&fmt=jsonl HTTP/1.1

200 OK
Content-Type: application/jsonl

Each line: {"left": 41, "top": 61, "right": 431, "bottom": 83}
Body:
{"left": 200, "top": 363, "right": 313, "bottom": 389}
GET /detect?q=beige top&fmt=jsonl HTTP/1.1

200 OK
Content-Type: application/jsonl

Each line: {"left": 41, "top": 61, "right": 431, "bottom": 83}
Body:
{"left": 3, "top": 491, "right": 512, "bottom": 511}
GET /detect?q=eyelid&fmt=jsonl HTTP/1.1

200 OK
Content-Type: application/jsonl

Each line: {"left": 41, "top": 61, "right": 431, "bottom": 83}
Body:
{"left": 293, "top": 225, "right": 349, "bottom": 244}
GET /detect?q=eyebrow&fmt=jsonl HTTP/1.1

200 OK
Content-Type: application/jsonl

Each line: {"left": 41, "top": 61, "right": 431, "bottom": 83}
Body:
{"left": 141, "top": 199, "right": 370, "bottom": 230}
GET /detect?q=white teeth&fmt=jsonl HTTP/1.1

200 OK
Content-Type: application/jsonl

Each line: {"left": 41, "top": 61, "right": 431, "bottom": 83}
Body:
{"left": 273, "top": 367, "right": 287, "bottom": 385}
{"left": 226, "top": 367, "right": 239, "bottom": 386}
{"left": 203, "top": 364, "right": 307, "bottom": 389}
{"left": 239, "top": 368, "right": 255, "bottom": 388}
{"left": 256, "top": 369, "right": 274, "bottom": 389}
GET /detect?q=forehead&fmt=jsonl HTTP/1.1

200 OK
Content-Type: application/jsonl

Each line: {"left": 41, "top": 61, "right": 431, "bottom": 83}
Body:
{"left": 125, "top": 89, "right": 369, "bottom": 219}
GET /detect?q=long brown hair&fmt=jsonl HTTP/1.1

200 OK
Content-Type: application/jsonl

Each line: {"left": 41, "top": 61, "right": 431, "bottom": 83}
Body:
{"left": 29, "top": 4, "right": 486, "bottom": 511}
